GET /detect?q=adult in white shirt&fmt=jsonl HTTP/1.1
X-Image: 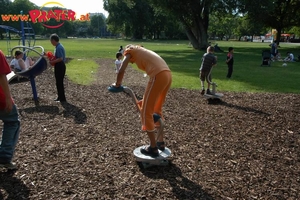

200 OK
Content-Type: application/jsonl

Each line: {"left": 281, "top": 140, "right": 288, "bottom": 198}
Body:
{"left": 10, "top": 50, "right": 34, "bottom": 72}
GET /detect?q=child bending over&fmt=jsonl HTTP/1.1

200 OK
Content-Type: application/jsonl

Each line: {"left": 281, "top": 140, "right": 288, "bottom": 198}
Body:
{"left": 112, "top": 44, "right": 172, "bottom": 157}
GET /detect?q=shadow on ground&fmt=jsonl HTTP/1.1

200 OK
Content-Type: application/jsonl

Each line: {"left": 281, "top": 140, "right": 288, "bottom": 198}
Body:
{"left": 141, "top": 163, "right": 214, "bottom": 200}
{"left": 0, "top": 170, "right": 30, "bottom": 199}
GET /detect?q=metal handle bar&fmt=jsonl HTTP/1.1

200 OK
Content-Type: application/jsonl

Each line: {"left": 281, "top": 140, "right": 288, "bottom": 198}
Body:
{"left": 123, "top": 87, "right": 141, "bottom": 113}
{"left": 11, "top": 46, "right": 45, "bottom": 57}
{"left": 206, "top": 65, "right": 216, "bottom": 85}
{"left": 123, "top": 87, "right": 164, "bottom": 141}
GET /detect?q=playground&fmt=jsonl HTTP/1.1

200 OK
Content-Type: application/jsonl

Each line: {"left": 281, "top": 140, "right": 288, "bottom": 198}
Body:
{"left": 0, "top": 37, "right": 299, "bottom": 198}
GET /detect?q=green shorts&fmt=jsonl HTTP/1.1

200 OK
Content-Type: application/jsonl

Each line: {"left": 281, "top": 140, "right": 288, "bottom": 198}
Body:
{"left": 200, "top": 70, "right": 211, "bottom": 82}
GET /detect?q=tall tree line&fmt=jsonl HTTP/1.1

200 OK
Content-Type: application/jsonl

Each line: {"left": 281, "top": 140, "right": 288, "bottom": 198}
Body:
{"left": 1, "top": 0, "right": 300, "bottom": 48}
{"left": 105, "top": 0, "right": 300, "bottom": 49}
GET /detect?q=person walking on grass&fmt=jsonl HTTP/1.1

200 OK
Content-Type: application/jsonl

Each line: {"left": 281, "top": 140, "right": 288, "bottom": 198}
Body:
{"left": 49, "top": 33, "right": 67, "bottom": 102}
{"left": 111, "top": 44, "right": 172, "bottom": 157}
{"left": 226, "top": 47, "right": 234, "bottom": 78}
{"left": 200, "top": 46, "right": 217, "bottom": 95}
{"left": 0, "top": 50, "right": 20, "bottom": 170}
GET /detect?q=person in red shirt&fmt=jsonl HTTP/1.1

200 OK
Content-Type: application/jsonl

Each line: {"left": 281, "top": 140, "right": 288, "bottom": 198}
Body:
{"left": 0, "top": 50, "right": 20, "bottom": 170}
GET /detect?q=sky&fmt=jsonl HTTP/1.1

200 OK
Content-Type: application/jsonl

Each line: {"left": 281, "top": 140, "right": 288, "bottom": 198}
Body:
{"left": 26, "top": 0, "right": 109, "bottom": 17}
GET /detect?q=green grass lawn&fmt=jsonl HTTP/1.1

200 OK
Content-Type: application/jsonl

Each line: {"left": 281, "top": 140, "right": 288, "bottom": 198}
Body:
{"left": 1, "top": 39, "right": 299, "bottom": 93}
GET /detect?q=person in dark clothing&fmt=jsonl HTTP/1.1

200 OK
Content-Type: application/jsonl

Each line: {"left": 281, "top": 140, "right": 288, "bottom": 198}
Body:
{"left": 49, "top": 33, "right": 66, "bottom": 102}
{"left": 269, "top": 40, "right": 277, "bottom": 57}
{"left": 214, "top": 43, "right": 223, "bottom": 52}
{"left": 118, "top": 46, "right": 124, "bottom": 54}
{"left": 226, "top": 47, "right": 234, "bottom": 78}
{"left": 199, "top": 46, "right": 217, "bottom": 95}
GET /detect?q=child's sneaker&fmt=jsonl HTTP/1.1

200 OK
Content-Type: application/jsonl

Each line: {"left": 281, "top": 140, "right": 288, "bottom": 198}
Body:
{"left": 206, "top": 89, "right": 211, "bottom": 95}
{"left": 201, "top": 89, "right": 205, "bottom": 95}
{"left": 0, "top": 162, "right": 17, "bottom": 170}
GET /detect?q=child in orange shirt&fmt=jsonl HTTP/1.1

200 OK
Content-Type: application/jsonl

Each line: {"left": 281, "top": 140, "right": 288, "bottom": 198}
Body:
{"left": 112, "top": 44, "right": 172, "bottom": 157}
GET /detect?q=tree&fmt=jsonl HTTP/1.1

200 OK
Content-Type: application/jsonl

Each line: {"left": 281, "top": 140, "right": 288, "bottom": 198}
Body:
{"left": 241, "top": 0, "right": 300, "bottom": 44}
{"left": 104, "top": 0, "right": 130, "bottom": 35}
{"left": 0, "top": 0, "right": 10, "bottom": 18}
{"left": 8, "top": 0, "right": 42, "bottom": 31}
{"left": 233, "top": 15, "right": 268, "bottom": 41}
{"left": 288, "top": 26, "right": 300, "bottom": 37}
{"left": 209, "top": 13, "right": 240, "bottom": 41}
{"left": 149, "top": 0, "right": 239, "bottom": 49}
{"left": 104, "top": 0, "right": 154, "bottom": 39}
{"left": 0, "top": 0, "right": 11, "bottom": 40}
{"left": 90, "top": 14, "right": 106, "bottom": 36}
{"left": 149, "top": 0, "right": 212, "bottom": 49}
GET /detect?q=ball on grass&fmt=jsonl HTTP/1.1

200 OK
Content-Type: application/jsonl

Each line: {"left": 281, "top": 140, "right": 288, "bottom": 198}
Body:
{"left": 282, "top": 63, "right": 287, "bottom": 67}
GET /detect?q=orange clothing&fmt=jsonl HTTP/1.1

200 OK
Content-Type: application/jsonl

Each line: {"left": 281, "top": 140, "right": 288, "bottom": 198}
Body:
{"left": 124, "top": 45, "right": 172, "bottom": 132}
{"left": 124, "top": 45, "right": 170, "bottom": 77}
{"left": 141, "top": 71, "right": 172, "bottom": 132}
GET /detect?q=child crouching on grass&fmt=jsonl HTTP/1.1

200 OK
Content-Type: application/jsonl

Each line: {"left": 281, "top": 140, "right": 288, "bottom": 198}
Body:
{"left": 200, "top": 46, "right": 217, "bottom": 95}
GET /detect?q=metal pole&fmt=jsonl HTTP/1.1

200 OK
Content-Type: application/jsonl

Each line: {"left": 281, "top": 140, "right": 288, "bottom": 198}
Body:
{"left": 29, "top": 76, "right": 38, "bottom": 101}
{"left": 20, "top": 10, "right": 27, "bottom": 60}
{"left": 20, "top": 11, "right": 25, "bottom": 47}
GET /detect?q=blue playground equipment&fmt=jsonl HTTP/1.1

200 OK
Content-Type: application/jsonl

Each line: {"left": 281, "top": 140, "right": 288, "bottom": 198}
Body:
{"left": 9, "top": 46, "right": 47, "bottom": 102}
{"left": 0, "top": 11, "right": 36, "bottom": 55}
{"left": 2, "top": 11, "right": 46, "bottom": 102}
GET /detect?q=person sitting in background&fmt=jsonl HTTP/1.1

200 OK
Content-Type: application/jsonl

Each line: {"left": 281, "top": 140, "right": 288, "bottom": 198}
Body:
{"left": 284, "top": 52, "right": 296, "bottom": 62}
{"left": 118, "top": 46, "right": 124, "bottom": 54}
{"left": 214, "top": 43, "right": 223, "bottom": 52}
{"left": 9, "top": 50, "right": 34, "bottom": 72}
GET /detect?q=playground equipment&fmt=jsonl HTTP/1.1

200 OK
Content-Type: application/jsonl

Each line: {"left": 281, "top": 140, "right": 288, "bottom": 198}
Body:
{"left": 108, "top": 85, "right": 171, "bottom": 169}
{"left": 8, "top": 46, "right": 47, "bottom": 102}
{"left": 203, "top": 68, "right": 224, "bottom": 100}
{"left": 0, "top": 11, "right": 35, "bottom": 56}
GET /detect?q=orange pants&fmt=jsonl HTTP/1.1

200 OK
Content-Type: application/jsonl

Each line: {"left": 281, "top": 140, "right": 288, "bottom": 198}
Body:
{"left": 141, "top": 70, "right": 172, "bottom": 132}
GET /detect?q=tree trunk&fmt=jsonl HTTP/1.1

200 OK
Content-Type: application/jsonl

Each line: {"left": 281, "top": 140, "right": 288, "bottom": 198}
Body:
{"left": 198, "top": 22, "right": 209, "bottom": 49}
{"left": 185, "top": 28, "right": 200, "bottom": 49}
{"left": 276, "top": 27, "right": 281, "bottom": 45}
{"left": 182, "top": 18, "right": 208, "bottom": 50}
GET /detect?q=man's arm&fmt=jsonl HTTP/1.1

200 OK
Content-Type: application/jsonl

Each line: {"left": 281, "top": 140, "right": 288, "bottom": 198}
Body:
{"left": 50, "top": 47, "right": 64, "bottom": 65}
{"left": 0, "top": 74, "right": 13, "bottom": 112}
{"left": 50, "top": 57, "right": 63, "bottom": 65}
